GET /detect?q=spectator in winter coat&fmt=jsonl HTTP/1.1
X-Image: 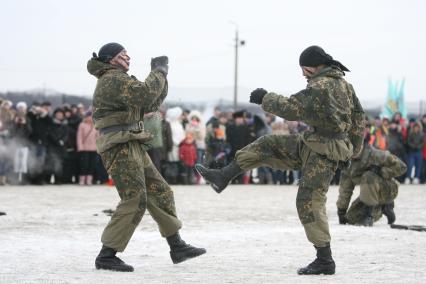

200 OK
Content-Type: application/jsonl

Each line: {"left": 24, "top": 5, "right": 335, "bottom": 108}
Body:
{"left": 391, "top": 112, "right": 407, "bottom": 141}
{"left": 10, "top": 102, "right": 32, "bottom": 184}
{"left": 205, "top": 112, "right": 228, "bottom": 166}
{"left": 179, "top": 131, "right": 198, "bottom": 184}
{"left": 0, "top": 100, "right": 15, "bottom": 135}
{"left": 387, "top": 121, "right": 407, "bottom": 182}
{"left": 370, "top": 117, "right": 389, "bottom": 150}
{"left": 207, "top": 127, "right": 231, "bottom": 169}
{"left": 165, "top": 107, "right": 185, "bottom": 184}
{"left": 405, "top": 122, "right": 424, "bottom": 184}
{"left": 387, "top": 122, "right": 406, "bottom": 159}
{"left": 27, "top": 102, "right": 51, "bottom": 184}
{"left": 226, "top": 111, "right": 252, "bottom": 160}
{"left": 144, "top": 111, "right": 166, "bottom": 172}
{"left": 0, "top": 100, "right": 15, "bottom": 185}
{"left": 186, "top": 110, "right": 206, "bottom": 165}
{"left": 63, "top": 106, "right": 82, "bottom": 184}
{"left": 11, "top": 102, "right": 32, "bottom": 142}
{"left": 46, "top": 108, "right": 69, "bottom": 184}
{"left": 166, "top": 107, "right": 185, "bottom": 162}
{"left": 226, "top": 110, "right": 252, "bottom": 184}
{"left": 77, "top": 111, "right": 98, "bottom": 185}
{"left": 186, "top": 110, "right": 206, "bottom": 184}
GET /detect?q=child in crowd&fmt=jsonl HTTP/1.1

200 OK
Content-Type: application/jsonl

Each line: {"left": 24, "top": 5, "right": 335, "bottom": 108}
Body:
{"left": 179, "top": 131, "right": 198, "bottom": 185}
{"left": 208, "top": 127, "right": 231, "bottom": 169}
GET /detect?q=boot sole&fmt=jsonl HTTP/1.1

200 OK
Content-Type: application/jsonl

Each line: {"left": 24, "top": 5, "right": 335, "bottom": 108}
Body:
{"left": 297, "top": 268, "right": 335, "bottom": 275}
{"left": 95, "top": 263, "right": 134, "bottom": 272}
{"left": 194, "top": 165, "right": 224, "bottom": 194}
{"left": 171, "top": 248, "right": 207, "bottom": 264}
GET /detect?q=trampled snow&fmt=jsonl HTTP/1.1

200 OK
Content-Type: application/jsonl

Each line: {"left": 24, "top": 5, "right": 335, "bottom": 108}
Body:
{"left": 1, "top": 184, "right": 425, "bottom": 283}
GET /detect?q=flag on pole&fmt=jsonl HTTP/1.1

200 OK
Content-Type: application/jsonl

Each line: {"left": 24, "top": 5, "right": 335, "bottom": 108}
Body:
{"left": 381, "top": 78, "right": 406, "bottom": 119}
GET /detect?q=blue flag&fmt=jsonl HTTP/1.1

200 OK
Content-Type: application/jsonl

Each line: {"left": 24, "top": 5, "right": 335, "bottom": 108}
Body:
{"left": 381, "top": 78, "right": 406, "bottom": 119}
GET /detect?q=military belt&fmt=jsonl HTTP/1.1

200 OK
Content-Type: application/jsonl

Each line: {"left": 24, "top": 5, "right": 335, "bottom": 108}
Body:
{"left": 314, "top": 128, "right": 347, "bottom": 139}
{"left": 99, "top": 121, "right": 144, "bottom": 135}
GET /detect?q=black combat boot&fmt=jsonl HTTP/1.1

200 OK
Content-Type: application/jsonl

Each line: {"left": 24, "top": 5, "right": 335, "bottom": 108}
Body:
{"left": 167, "top": 232, "right": 206, "bottom": 264}
{"left": 297, "top": 245, "right": 336, "bottom": 275}
{"left": 360, "top": 204, "right": 374, "bottom": 226}
{"left": 195, "top": 161, "right": 243, "bottom": 193}
{"left": 382, "top": 202, "right": 396, "bottom": 224}
{"left": 95, "top": 245, "right": 134, "bottom": 272}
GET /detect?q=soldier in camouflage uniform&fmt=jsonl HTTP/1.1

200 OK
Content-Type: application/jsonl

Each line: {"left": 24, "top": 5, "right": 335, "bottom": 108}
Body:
{"left": 196, "top": 46, "right": 365, "bottom": 275}
{"left": 337, "top": 143, "right": 407, "bottom": 226}
{"left": 88, "top": 43, "right": 205, "bottom": 272}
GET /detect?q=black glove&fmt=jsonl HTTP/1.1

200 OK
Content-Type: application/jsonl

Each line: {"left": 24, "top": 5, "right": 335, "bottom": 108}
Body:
{"left": 249, "top": 88, "right": 268, "bottom": 105}
{"left": 368, "top": 165, "right": 381, "bottom": 176}
{"left": 151, "top": 56, "right": 169, "bottom": 76}
{"left": 337, "top": 208, "right": 347, "bottom": 225}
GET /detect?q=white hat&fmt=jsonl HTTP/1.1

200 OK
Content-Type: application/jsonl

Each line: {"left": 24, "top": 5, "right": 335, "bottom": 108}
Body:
{"left": 16, "top": 101, "right": 27, "bottom": 109}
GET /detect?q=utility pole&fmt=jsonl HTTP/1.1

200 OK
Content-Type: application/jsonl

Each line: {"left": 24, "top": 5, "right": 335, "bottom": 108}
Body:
{"left": 232, "top": 25, "right": 245, "bottom": 111}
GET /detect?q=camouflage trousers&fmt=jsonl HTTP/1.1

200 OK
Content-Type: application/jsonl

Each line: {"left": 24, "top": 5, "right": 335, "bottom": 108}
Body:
{"left": 338, "top": 172, "right": 399, "bottom": 225}
{"left": 99, "top": 141, "right": 182, "bottom": 252}
{"left": 235, "top": 134, "right": 338, "bottom": 247}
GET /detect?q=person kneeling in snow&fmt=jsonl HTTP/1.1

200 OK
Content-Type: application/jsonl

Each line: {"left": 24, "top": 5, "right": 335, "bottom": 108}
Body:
{"left": 337, "top": 141, "right": 407, "bottom": 226}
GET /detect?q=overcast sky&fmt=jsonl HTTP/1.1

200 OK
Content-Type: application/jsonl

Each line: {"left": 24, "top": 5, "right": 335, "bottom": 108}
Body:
{"left": 1, "top": 0, "right": 425, "bottom": 104}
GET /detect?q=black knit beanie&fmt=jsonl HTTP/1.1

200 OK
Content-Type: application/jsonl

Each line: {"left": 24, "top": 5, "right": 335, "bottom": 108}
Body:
{"left": 299, "top": 45, "right": 349, "bottom": 72}
{"left": 96, "top": 42, "right": 125, "bottom": 63}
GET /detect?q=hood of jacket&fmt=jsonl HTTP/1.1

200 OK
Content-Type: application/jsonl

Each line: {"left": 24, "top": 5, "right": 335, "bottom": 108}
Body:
{"left": 166, "top": 107, "right": 183, "bottom": 122}
{"left": 188, "top": 110, "right": 203, "bottom": 121}
{"left": 87, "top": 57, "right": 122, "bottom": 79}
{"left": 309, "top": 66, "right": 344, "bottom": 82}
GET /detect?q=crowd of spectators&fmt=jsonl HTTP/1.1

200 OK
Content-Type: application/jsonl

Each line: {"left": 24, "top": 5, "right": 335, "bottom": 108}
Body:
{"left": 365, "top": 112, "right": 426, "bottom": 184}
{"left": 144, "top": 106, "right": 308, "bottom": 186}
{"left": 0, "top": 99, "right": 107, "bottom": 185}
{"left": 1, "top": 99, "right": 425, "bottom": 187}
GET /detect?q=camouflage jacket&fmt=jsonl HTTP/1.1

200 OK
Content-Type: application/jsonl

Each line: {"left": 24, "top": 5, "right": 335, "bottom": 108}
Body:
{"left": 342, "top": 144, "right": 407, "bottom": 184}
{"left": 262, "top": 67, "right": 364, "bottom": 161}
{"left": 87, "top": 58, "right": 167, "bottom": 153}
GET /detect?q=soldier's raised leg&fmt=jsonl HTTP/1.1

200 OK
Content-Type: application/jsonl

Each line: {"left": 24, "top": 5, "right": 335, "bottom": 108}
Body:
{"left": 296, "top": 149, "right": 338, "bottom": 275}
{"left": 195, "top": 134, "right": 302, "bottom": 193}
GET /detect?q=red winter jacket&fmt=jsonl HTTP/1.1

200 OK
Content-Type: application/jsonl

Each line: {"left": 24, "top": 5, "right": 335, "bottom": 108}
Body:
{"left": 179, "top": 140, "right": 197, "bottom": 166}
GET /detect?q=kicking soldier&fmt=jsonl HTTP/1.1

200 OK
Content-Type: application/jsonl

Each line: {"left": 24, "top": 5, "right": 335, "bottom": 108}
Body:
{"left": 196, "top": 46, "right": 365, "bottom": 275}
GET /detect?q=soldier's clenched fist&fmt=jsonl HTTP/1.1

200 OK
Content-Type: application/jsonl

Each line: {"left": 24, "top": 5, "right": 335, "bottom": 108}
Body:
{"left": 151, "top": 56, "right": 169, "bottom": 76}
{"left": 249, "top": 88, "right": 267, "bottom": 105}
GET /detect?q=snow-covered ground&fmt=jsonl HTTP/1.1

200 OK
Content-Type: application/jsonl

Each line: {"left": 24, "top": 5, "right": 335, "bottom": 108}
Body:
{"left": 1, "top": 184, "right": 425, "bottom": 284}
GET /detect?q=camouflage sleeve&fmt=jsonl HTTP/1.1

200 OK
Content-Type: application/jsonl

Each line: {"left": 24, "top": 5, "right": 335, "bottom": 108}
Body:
{"left": 336, "top": 171, "right": 356, "bottom": 209}
{"left": 379, "top": 152, "right": 407, "bottom": 179}
{"left": 369, "top": 148, "right": 407, "bottom": 179}
{"left": 348, "top": 86, "right": 365, "bottom": 158}
{"left": 261, "top": 90, "right": 307, "bottom": 121}
{"left": 145, "top": 81, "right": 168, "bottom": 113}
{"left": 124, "top": 70, "right": 167, "bottom": 108}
